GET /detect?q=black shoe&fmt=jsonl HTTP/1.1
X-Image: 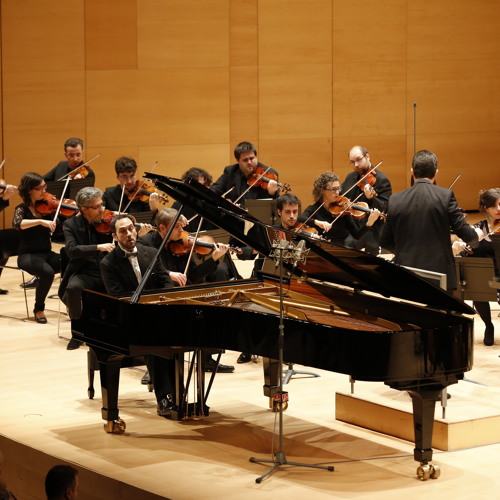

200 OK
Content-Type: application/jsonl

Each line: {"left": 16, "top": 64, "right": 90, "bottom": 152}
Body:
{"left": 20, "top": 277, "right": 38, "bottom": 289}
{"left": 157, "top": 394, "right": 175, "bottom": 417}
{"left": 66, "top": 338, "right": 82, "bottom": 350}
{"left": 0, "top": 289, "right": 8, "bottom": 295}
{"left": 141, "top": 371, "right": 150, "bottom": 385}
{"left": 34, "top": 311, "right": 47, "bottom": 324}
{"left": 484, "top": 325, "right": 494, "bottom": 346}
{"left": 237, "top": 352, "right": 252, "bottom": 364}
{"left": 204, "top": 358, "right": 235, "bottom": 373}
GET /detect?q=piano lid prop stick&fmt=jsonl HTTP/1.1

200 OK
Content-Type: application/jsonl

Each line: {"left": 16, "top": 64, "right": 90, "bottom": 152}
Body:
{"left": 130, "top": 205, "right": 185, "bottom": 304}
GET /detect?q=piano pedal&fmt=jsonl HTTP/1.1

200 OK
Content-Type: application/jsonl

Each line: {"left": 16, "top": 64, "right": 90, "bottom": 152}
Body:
{"left": 416, "top": 463, "right": 441, "bottom": 481}
{"left": 104, "top": 418, "right": 126, "bottom": 434}
{"left": 269, "top": 391, "right": 289, "bottom": 412}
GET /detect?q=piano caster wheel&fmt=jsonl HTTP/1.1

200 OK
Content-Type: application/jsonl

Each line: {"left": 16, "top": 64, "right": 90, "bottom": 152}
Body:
{"left": 417, "top": 463, "right": 440, "bottom": 481}
{"left": 104, "top": 418, "right": 126, "bottom": 434}
{"left": 269, "top": 397, "right": 288, "bottom": 412}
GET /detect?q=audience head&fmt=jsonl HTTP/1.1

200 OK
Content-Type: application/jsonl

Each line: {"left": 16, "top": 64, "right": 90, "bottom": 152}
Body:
{"left": 45, "top": 465, "right": 79, "bottom": 500}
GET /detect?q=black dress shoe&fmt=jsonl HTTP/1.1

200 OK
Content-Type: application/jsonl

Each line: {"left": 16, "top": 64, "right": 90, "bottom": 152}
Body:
{"left": 204, "top": 358, "right": 235, "bottom": 373}
{"left": 20, "top": 277, "right": 38, "bottom": 289}
{"left": 237, "top": 352, "right": 252, "bottom": 364}
{"left": 0, "top": 289, "right": 8, "bottom": 295}
{"left": 34, "top": 311, "right": 47, "bottom": 324}
{"left": 157, "top": 394, "right": 176, "bottom": 417}
{"left": 66, "top": 338, "right": 83, "bottom": 350}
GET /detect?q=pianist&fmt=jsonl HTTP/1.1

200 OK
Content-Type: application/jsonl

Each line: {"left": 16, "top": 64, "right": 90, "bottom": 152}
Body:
{"left": 100, "top": 213, "right": 178, "bottom": 418}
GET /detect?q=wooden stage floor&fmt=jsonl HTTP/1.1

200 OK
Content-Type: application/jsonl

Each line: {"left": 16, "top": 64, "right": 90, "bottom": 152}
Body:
{"left": 1, "top": 258, "right": 500, "bottom": 499}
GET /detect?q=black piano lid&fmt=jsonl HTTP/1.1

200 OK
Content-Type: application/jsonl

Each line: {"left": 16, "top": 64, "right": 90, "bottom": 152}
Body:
{"left": 145, "top": 173, "right": 475, "bottom": 315}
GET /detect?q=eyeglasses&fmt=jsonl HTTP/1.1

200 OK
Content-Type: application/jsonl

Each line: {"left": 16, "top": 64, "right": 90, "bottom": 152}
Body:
{"left": 325, "top": 187, "right": 341, "bottom": 192}
{"left": 85, "top": 203, "right": 105, "bottom": 210}
{"left": 32, "top": 184, "right": 47, "bottom": 191}
{"left": 118, "top": 174, "right": 136, "bottom": 181}
{"left": 349, "top": 155, "right": 366, "bottom": 165}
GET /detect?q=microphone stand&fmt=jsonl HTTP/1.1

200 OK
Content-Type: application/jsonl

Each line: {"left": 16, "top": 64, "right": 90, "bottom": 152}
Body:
{"left": 249, "top": 239, "right": 334, "bottom": 483}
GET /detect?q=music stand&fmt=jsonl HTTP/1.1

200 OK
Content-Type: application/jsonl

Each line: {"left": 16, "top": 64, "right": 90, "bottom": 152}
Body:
{"left": 245, "top": 199, "right": 277, "bottom": 225}
{"left": 249, "top": 238, "right": 334, "bottom": 482}
{"left": 45, "top": 177, "right": 94, "bottom": 199}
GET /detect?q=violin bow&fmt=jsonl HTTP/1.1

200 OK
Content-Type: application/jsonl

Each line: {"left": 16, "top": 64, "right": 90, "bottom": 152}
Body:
{"left": 121, "top": 161, "right": 159, "bottom": 214}
{"left": 0, "top": 158, "right": 6, "bottom": 172}
{"left": 51, "top": 176, "right": 72, "bottom": 226}
{"left": 182, "top": 217, "right": 205, "bottom": 276}
{"left": 57, "top": 153, "right": 101, "bottom": 181}
{"left": 342, "top": 160, "right": 383, "bottom": 199}
{"left": 447, "top": 173, "right": 461, "bottom": 190}
{"left": 329, "top": 192, "right": 364, "bottom": 226}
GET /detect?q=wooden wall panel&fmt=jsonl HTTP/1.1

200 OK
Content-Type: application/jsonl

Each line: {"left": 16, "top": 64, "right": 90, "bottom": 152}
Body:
{"left": 137, "top": 0, "right": 229, "bottom": 69}
{"left": 85, "top": 0, "right": 138, "bottom": 70}
{"left": 85, "top": 68, "right": 229, "bottom": 147}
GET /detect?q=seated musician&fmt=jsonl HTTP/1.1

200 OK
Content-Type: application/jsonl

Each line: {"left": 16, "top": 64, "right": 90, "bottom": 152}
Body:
{"left": 298, "top": 172, "right": 380, "bottom": 247}
{"left": 0, "top": 179, "right": 17, "bottom": 294}
{"left": 59, "top": 187, "right": 115, "bottom": 349}
{"left": 138, "top": 207, "right": 235, "bottom": 373}
{"left": 43, "top": 137, "right": 95, "bottom": 182}
{"left": 453, "top": 188, "right": 500, "bottom": 346}
{"left": 100, "top": 214, "right": 177, "bottom": 418}
{"left": 103, "top": 156, "right": 160, "bottom": 214}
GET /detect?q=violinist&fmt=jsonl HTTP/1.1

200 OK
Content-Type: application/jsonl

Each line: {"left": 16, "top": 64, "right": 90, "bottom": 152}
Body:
{"left": 380, "top": 150, "right": 483, "bottom": 294}
{"left": 211, "top": 141, "right": 279, "bottom": 205}
{"left": 298, "top": 172, "right": 380, "bottom": 247}
{"left": 138, "top": 208, "right": 234, "bottom": 373}
{"left": 102, "top": 156, "right": 160, "bottom": 214}
{"left": 12, "top": 173, "right": 61, "bottom": 323}
{"left": 43, "top": 138, "right": 95, "bottom": 183}
{"left": 453, "top": 188, "right": 500, "bottom": 346}
{"left": 100, "top": 214, "right": 177, "bottom": 418}
{"left": 59, "top": 187, "right": 115, "bottom": 348}
{"left": 341, "top": 145, "right": 392, "bottom": 255}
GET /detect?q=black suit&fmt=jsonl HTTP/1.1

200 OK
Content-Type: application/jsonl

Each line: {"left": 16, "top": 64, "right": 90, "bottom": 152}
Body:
{"left": 43, "top": 161, "right": 96, "bottom": 182}
{"left": 103, "top": 184, "right": 149, "bottom": 213}
{"left": 59, "top": 215, "right": 111, "bottom": 319}
{"left": 101, "top": 244, "right": 175, "bottom": 403}
{"left": 380, "top": 179, "right": 478, "bottom": 291}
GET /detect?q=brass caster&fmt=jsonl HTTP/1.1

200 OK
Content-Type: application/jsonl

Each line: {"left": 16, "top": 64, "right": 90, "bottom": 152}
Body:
{"left": 417, "top": 464, "right": 431, "bottom": 481}
{"left": 430, "top": 464, "right": 441, "bottom": 479}
{"left": 104, "top": 418, "right": 126, "bottom": 434}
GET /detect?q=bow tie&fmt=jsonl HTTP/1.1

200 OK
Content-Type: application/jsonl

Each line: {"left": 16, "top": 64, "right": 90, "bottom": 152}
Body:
{"left": 124, "top": 250, "right": 138, "bottom": 258}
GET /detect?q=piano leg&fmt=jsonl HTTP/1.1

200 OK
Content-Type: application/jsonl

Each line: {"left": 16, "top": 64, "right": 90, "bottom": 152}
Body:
{"left": 407, "top": 388, "right": 442, "bottom": 480}
{"left": 99, "top": 353, "right": 126, "bottom": 434}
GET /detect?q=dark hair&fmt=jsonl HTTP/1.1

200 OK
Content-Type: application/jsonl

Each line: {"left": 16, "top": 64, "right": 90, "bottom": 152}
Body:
{"left": 412, "top": 150, "right": 438, "bottom": 179}
{"left": 479, "top": 188, "right": 500, "bottom": 211}
{"left": 312, "top": 172, "right": 339, "bottom": 203}
{"left": 110, "top": 213, "right": 136, "bottom": 233}
{"left": 234, "top": 141, "right": 257, "bottom": 161}
{"left": 181, "top": 167, "right": 213, "bottom": 187}
{"left": 45, "top": 465, "right": 78, "bottom": 499}
{"left": 18, "top": 172, "right": 44, "bottom": 205}
{"left": 115, "top": 157, "right": 137, "bottom": 175}
{"left": 276, "top": 193, "right": 301, "bottom": 212}
{"left": 64, "top": 138, "right": 84, "bottom": 151}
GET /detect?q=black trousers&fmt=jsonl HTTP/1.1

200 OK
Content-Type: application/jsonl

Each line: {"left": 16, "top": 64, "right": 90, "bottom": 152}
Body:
{"left": 60, "top": 270, "right": 105, "bottom": 319}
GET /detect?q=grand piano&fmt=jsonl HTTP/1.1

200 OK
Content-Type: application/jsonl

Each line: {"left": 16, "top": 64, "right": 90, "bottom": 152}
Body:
{"left": 71, "top": 174, "right": 476, "bottom": 480}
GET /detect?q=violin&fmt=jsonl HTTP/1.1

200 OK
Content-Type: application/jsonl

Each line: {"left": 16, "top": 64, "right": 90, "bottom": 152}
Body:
{"left": 92, "top": 209, "right": 115, "bottom": 233}
{"left": 168, "top": 230, "right": 241, "bottom": 256}
{"left": 125, "top": 180, "right": 169, "bottom": 204}
{"left": 35, "top": 192, "right": 78, "bottom": 218}
{"left": 290, "top": 222, "right": 319, "bottom": 236}
{"left": 248, "top": 165, "right": 291, "bottom": 193}
{"left": 356, "top": 171, "right": 377, "bottom": 197}
{"left": 328, "top": 197, "right": 386, "bottom": 220}
{"left": 68, "top": 164, "right": 90, "bottom": 179}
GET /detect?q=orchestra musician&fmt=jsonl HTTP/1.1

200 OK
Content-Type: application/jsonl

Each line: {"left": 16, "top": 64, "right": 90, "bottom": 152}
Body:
{"left": 102, "top": 156, "right": 160, "bottom": 213}
{"left": 380, "top": 150, "right": 483, "bottom": 294}
{"left": 138, "top": 207, "right": 234, "bottom": 373}
{"left": 59, "top": 187, "right": 115, "bottom": 349}
{"left": 100, "top": 214, "right": 178, "bottom": 418}
{"left": 12, "top": 173, "right": 61, "bottom": 323}
{"left": 453, "top": 188, "right": 500, "bottom": 345}
{"left": 43, "top": 137, "right": 95, "bottom": 182}
{"left": 342, "top": 145, "right": 392, "bottom": 255}
{"left": 0, "top": 179, "right": 17, "bottom": 294}
{"left": 297, "top": 172, "right": 380, "bottom": 246}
